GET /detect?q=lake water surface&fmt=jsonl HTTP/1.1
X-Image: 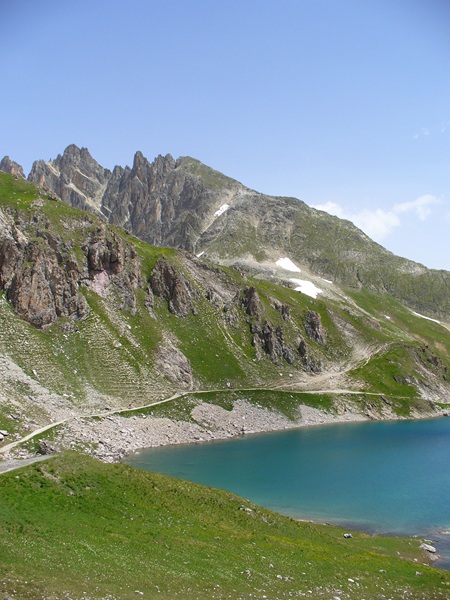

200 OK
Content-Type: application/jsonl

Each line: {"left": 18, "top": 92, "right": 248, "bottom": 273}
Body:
{"left": 125, "top": 417, "right": 450, "bottom": 569}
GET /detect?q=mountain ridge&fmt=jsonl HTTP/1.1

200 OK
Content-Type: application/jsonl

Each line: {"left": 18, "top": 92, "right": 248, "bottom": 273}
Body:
{"left": 1, "top": 144, "right": 450, "bottom": 321}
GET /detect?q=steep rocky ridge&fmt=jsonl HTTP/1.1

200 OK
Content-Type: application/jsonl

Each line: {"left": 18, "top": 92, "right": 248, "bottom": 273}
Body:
{"left": 7, "top": 144, "right": 449, "bottom": 319}
{"left": 27, "top": 146, "right": 246, "bottom": 253}
{"left": 28, "top": 145, "right": 110, "bottom": 216}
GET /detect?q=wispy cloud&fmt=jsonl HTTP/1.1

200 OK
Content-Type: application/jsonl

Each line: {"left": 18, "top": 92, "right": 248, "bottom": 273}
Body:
{"left": 393, "top": 194, "right": 439, "bottom": 220}
{"left": 313, "top": 195, "right": 441, "bottom": 242}
{"left": 413, "top": 121, "right": 450, "bottom": 139}
{"left": 439, "top": 120, "right": 450, "bottom": 134}
{"left": 413, "top": 127, "right": 431, "bottom": 140}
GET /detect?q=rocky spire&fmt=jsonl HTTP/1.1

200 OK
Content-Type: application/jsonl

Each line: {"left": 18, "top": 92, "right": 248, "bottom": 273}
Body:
{"left": 0, "top": 156, "right": 25, "bottom": 179}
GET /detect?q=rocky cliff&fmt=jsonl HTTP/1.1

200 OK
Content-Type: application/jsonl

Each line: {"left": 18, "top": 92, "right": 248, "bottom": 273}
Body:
{"left": 0, "top": 156, "right": 25, "bottom": 179}
{"left": 2, "top": 145, "right": 450, "bottom": 319}
{"left": 27, "top": 145, "right": 244, "bottom": 253}
{"left": 0, "top": 191, "right": 140, "bottom": 328}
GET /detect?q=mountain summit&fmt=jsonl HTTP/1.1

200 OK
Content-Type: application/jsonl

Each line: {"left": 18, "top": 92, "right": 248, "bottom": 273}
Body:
{"left": 2, "top": 145, "right": 450, "bottom": 319}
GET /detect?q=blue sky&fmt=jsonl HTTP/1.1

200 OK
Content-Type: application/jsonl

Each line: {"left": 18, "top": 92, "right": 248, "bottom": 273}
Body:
{"left": 2, "top": 0, "right": 449, "bottom": 269}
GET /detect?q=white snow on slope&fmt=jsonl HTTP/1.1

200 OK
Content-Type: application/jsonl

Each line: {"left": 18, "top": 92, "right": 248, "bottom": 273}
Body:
{"left": 276, "top": 257, "right": 302, "bottom": 273}
{"left": 290, "top": 278, "right": 323, "bottom": 299}
{"left": 214, "top": 204, "right": 230, "bottom": 218}
{"left": 412, "top": 311, "right": 441, "bottom": 324}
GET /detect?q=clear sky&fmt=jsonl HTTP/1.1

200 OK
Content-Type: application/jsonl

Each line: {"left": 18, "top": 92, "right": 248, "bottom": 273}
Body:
{"left": 2, "top": 0, "right": 449, "bottom": 270}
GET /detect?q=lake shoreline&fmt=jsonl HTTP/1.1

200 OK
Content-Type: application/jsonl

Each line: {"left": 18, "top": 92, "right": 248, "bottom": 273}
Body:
{"left": 19, "top": 396, "right": 447, "bottom": 466}
{"left": 57, "top": 400, "right": 372, "bottom": 463}
{"left": 4, "top": 399, "right": 450, "bottom": 570}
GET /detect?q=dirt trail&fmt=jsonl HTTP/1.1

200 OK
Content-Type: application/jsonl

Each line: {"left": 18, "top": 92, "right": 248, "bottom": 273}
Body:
{"left": 0, "top": 454, "right": 53, "bottom": 474}
{"left": 0, "top": 392, "right": 185, "bottom": 457}
{"left": 272, "top": 342, "right": 386, "bottom": 392}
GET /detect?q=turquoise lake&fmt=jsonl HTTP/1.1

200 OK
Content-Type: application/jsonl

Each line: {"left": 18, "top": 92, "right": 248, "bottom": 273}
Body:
{"left": 125, "top": 417, "right": 450, "bottom": 569}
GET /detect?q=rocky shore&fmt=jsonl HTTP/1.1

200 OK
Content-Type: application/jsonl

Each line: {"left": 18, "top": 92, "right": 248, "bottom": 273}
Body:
{"left": 53, "top": 399, "right": 369, "bottom": 463}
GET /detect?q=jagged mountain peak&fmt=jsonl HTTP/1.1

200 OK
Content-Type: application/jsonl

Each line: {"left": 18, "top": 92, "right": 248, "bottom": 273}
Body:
{"left": 1, "top": 144, "right": 449, "bottom": 319}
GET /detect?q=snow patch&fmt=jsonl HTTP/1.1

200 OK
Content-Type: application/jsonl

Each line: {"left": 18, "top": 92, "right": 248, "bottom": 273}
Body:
{"left": 412, "top": 311, "right": 441, "bottom": 324}
{"left": 384, "top": 315, "right": 391, "bottom": 320}
{"left": 214, "top": 204, "right": 230, "bottom": 218}
{"left": 290, "top": 278, "right": 323, "bottom": 299}
{"left": 276, "top": 257, "right": 302, "bottom": 273}
{"left": 196, "top": 251, "right": 204, "bottom": 258}
{"left": 321, "top": 278, "right": 333, "bottom": 284}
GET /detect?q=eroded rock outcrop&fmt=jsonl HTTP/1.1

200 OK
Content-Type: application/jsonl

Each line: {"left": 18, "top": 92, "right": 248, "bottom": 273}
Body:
{"left": 242, "top": 287, "right": 261, "bottom": 317}
{"left": 84, "top": 225, "right": 140, "bottom": 313}
{"left": 0, "top": 237, "right": 88, "bottom": 327}
{"left": 149, "top": 256, "right": 192, "bottom": 317}
{"left": 154, "top": 339, "right": 193, "bottom": 388}
{"left": 274, "top": 299, "right": 291, "bottom": 321}
{"left": 304, "top": 310, "right": 327, "bottom": 346}
{"left": 0, "top": 212, "right": 140, "bottom": 327}
{"left": 28, "top": 145, "right": 110, "bottom": 216}
{"left": 250, "top": 321, "right": 296, "bottom": 365}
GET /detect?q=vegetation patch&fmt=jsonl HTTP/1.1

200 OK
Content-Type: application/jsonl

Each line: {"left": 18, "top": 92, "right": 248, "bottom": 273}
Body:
{"left": 0, "top": 452, "right": 448, "bottom": 599}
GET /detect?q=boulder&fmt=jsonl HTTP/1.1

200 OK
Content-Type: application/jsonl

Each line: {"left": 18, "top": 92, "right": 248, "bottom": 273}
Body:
{"left": 420, "top": 543, "right": 437, "bottom": 553}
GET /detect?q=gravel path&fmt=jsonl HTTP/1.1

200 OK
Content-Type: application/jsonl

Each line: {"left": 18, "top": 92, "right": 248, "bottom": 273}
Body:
{"left": 0, "top": 454, "right": 53, "bottom": 474}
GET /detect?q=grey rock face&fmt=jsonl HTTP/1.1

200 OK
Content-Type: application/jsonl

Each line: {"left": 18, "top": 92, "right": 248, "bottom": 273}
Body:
{"left": 149, "top": 256, "right": 192, "bottom": 317}
{"left": 27, "top": 146, "right": 242, "bottom": 254}
{"left": 250, "top": 321, "right": 296, "bottom": 365}
{"left": 304, "top": 310, "right": 327, "bottom": 346}
{"left": 0, "top": 213, "right": 140, "bottom": 328}
{"left": 242, "top": 286, "right": 261, "bottom": 317}
{"left": 28, "top": 145, "right": 110, "bottom": 216}
{"left": 0, "top": 236, "right": 88, "bottom": 327}
{"left": 154, "top": 339, "right": 193, "bottom": 388}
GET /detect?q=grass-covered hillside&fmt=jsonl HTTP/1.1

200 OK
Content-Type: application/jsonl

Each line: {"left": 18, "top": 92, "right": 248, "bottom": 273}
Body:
{"left": 0, "top": 171, "right": 449, "bottom": 450}
{"left": 1, "top": 452, "right": 449, "bottom": 599}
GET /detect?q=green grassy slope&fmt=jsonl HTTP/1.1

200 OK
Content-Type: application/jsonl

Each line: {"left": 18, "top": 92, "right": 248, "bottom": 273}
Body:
{"left": 0, "top": 452, "right": 448, "bottom": 600}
